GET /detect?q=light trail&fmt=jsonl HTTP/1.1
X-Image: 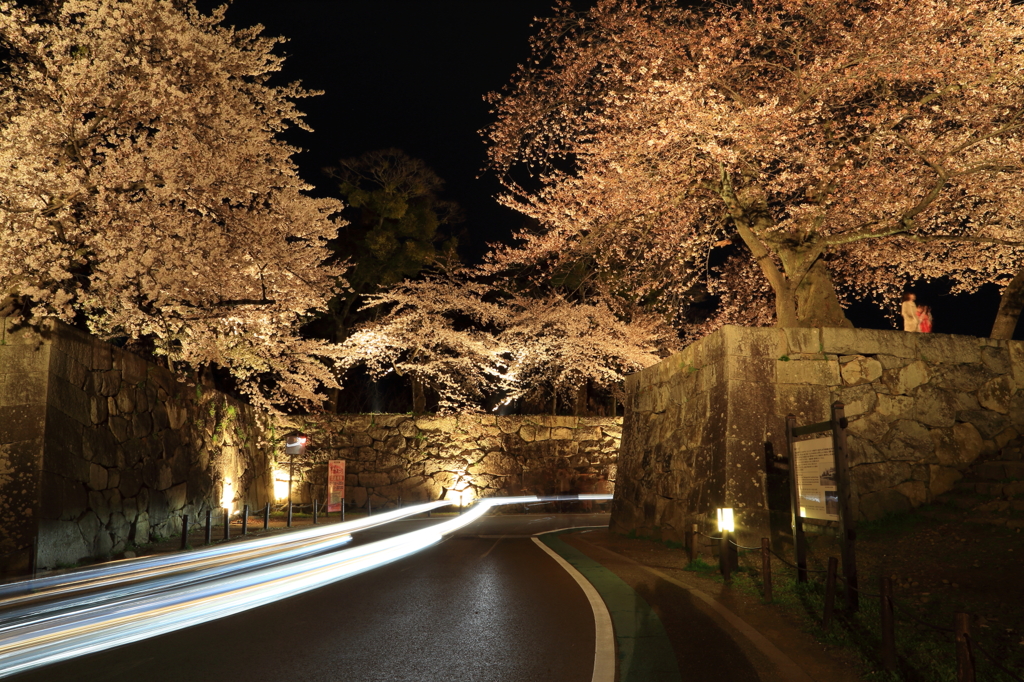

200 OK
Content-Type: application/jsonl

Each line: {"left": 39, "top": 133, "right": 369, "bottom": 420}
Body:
{"left": 0, "top": 494, "right": 612, "bottom": 679}
{"left": 0, "top": 500, "right": 454, "bottom": 606}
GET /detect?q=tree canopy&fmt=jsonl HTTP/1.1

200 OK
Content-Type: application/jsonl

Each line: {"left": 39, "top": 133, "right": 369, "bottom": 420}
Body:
{"left": 486, "top": 0, "right": 1024, "bottom": 330}
{"left": 0, "top": 0, "right": 345, "bottom": 408}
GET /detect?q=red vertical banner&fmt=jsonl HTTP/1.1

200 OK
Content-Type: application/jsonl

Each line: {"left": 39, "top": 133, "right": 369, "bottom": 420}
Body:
{"left": 327, "top": 460, "right": 346, "bottom": 513}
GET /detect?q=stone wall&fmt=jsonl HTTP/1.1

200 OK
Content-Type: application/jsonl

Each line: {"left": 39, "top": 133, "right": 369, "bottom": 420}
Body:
{"left": 612, "top": 325, "right": 1024, "bottom": 547}
{"left": 0, "top": 319, "right": 274, "bottom": 574}
{"left": 0, "top": 318, "right": 623, "bottom": 576}
{"left": 285, "top": 413, "right": 621, "bottom": 508}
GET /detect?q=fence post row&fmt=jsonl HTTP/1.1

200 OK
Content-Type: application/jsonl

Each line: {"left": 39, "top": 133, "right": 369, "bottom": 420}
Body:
{"left": 955, "top": 612, "right": 976, "bottom": 682}
{"left": 760, "top": 537, "right": 772, "bottom": 603}
{"left": 831, "top": 402, "right": 859, "bottom": 612}
{"left": 785, "top": 414, "right": 808, "bottom": 583}
{"left": 823, "top": 556, "right": 838, "bottom": 630}
{"left": 879, "top": 576, "right": 898, "bottom": 671}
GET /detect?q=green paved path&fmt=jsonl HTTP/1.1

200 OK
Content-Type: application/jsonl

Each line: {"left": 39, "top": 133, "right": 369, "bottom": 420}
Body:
{"left": 540, "top": 532, "right": 682, "bottom": 682}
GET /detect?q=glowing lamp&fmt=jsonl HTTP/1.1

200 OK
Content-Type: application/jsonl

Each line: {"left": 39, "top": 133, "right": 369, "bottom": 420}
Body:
{"left": 273, "top": 470, "right": 290, "bottom": 501}
{"left": 717, "top": 507, "right": 735, "bottom": 533}
{"left": 221, "top": 478, "right": 235, "bottom": 512}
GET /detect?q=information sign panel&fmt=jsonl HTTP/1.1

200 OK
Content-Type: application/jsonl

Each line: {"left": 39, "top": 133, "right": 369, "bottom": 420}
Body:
{"left": 793, "top": 436, "right": 839, "bottom": 521}
{"left": 327, "top": 460, "right": 346, "bottom": 513}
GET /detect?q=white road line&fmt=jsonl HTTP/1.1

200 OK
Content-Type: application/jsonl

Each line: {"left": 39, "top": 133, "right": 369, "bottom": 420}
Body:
{"left": 531, "top": 536, "right": 615, "bottom": 682}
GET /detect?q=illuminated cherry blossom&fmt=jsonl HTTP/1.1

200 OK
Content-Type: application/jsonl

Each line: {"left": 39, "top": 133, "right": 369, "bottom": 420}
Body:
{"left": 0, "top": 0, "right": 345, "bottom": 408}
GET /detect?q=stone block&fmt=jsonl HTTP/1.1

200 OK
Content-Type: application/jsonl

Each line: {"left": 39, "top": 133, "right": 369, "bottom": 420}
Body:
{"left": 916, "top": 333, "right": 982, "bottom": 365}
{"left": 166, "top": 482, "right": 187, "bottom": 511}
{"left": 981, "top": 346, "right": 1012, "bottom": 375}
{"left": 913, "top": 385, "right": 956, "bottom": 427}
{"left": 840, "top": 356, "right": 883, "bottom": 386}
{"left": 50, "top": 349, "right": 88, "bottom": 390}
{"left": 0, "top": 344, "right": 50, "bottom": 375}
{"left": 928, "top": 465, "right": 962, "bottom": 497}
{"left": 884, "top": 420, "right": 934, "bottom": 461}
{"left": 834, "top": 384, "right": 878, "bottom": 418}
{"left": 784, "top": 327, "right": 821, "bottom": 355}
{"left": 115, "top": 386, "right": 136, "bottom": 415}
{"left": 0, "top": 404, "right": 45, "bottom": 444}
{"left": 721, "top": 325, "right": 787, "bottom": 359}
{"left": 117, "top": 350, "right": 148, "bottom": 385}
{"left": 852, "top": 460, "right": 912, "bottom": 493}
{"left": 956, "top": 410, "right": 1008, "bottom": 440}
{"left": 978, "top": 375, "right": 1014, "bottom": 414}
{"left": 948, "top": 422, "right": 984, "bottom": 467}
{"left": 36, "top": 519, "right": 90, "bottom": 569}
{"left": 895, "top": 480, "right": 928, "bottom": 507}
{"left": 821, "top": 327, "right": 916, "bottom": 358}
{"left": 415, "top": 415, "right": 456, "bottom": 432}
{"left": 876, "top": 393, "right": 913, "bottom": 421}
{"left": 48, "top": 375, "right": 91, "bottom": 426}
{"left": 777, "top": 358, "right": 839, "bottom": 385}
{"left": 0, "top": 370, "right": 47, "bottom": 406}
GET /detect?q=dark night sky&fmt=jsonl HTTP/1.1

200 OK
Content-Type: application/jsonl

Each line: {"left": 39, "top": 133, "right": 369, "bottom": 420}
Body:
{"left": 211, "top": 0, "right": 598, "bottom": 261}
{"left": 209, "top": 0, "right": 1011, "bottom": 339}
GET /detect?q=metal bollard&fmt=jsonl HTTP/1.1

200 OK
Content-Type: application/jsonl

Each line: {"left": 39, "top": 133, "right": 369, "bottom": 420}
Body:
{"left": 955, "top": 612, "right": 975, "bottom": 682}
{"left": 242, "top": 504, "right": 249, "bottom": 536}
{"left": 223, "top": 508, "right": 230, "bottom": 540}
{"left": 341, "top": 501, "right": 345, "bottom": 522}
{"left": 205, "top": 509, "right": 212, "bottom": 545}
{"left": 180, "top": 514, "right": 189, "bottom": 550}
{"left": 689, "top": 523, "right": 698, "bottom": 564}
{"left": 313, "top": 499, "right": 318, "bottom": 525}
{"left": 879, "top": 576, "right": 897, "bottom": 671}
{"left": 287, "top": 501, "right": 293, "bottom": 527}
{"left": 264, "top": 501, "right": 270, "bottom": 530}
{"left": 398, "top": 496, "right": 402, "bottom": 509}
{"left": 823, "top": 557, "right": 838, "bottom": 630}
{"left": 367, "top": 498, "right": 371, "bottom": 517}
{"left": 761, "top": 538, "right": 772, "bottom": 603}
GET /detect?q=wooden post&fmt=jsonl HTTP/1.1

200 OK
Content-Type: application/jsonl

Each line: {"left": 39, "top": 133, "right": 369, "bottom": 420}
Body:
{"left": 786, "top": 414, "right": 808, "bottom": 583}
{"left": 313, "top": 499, "right": 318, "bottom": 525}
{"left": 831, "top": 401, "right": 859, "bottom": 612}
{"left": 241, "top": 504, "right": 249, "bottom": 536}
{"left": 880, "top": 576, "right": 898, "bottom": 671}
{"left": 955, "top": 612, "right": 975, "bottom": 682}
{"left": 223, "top": 508, "right": 230, "bottom": 540}
{"left": 823, "top": 557, "right": 838, "bottom": 630}
{"left": 720, "top": 530, "right": 732, "bottom": 582}
{"left": 180, "top": 515, "right": 189, "bottom": 550}
{"left": 761, "top": 538, "right": 772, "bottom": 603}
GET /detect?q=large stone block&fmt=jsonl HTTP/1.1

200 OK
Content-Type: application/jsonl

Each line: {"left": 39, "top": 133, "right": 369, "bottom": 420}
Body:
{"left": 913, "top": 385, "right": 956, "bottom": 427}
{"left": 0, "top": 344, "right": 50, "bottom": 375}
{"left": 858, "top": 489, "right": 912, "bottom": 521}
{"left": 0, "top": 370, "right": 47, "bottom": 407}
{"left": 720, "top": 325, "right": 787, "bottom": 359}
{"left": 978, "top": 375, "right": 1014, "bottom": 414}
{"left": 840, "top": 356, "right": 883, "bottom": 386}
{"left": 0, "top": 404, "right": 45, "bottom": 444}
{"left": 48, "top": 375, "right": 92, "bottom": 427}
{"left": 778, "top": 358, "right": 840, "bottom": 385}
{"left": 821, "top": 328, "right": 916, "bottom": 358}
{"left": 916, "top": 333, "right": 982, "bottom": 365}
{"left": 36, "top": 519, "right": 90, "bottom": 569}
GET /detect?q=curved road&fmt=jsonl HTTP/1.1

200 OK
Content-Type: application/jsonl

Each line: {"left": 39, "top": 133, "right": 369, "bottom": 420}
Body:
{"left": 9, "top": 514, "right": 605, "bottom": 682}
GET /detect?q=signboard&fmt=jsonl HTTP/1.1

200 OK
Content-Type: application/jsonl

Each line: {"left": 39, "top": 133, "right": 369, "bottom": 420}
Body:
{"left": 327, "top": 460, "right": 346, "bottom": 513}
{"left": 792, "top": 436, "right": 839, "bottom": 521}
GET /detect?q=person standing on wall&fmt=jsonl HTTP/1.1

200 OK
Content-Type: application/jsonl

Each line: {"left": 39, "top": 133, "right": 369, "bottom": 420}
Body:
{"left": 917, "top": 304, "right": 933, "bottom": 333}
{"left": 901, "top": 292, "right": 919, "bottom": 332}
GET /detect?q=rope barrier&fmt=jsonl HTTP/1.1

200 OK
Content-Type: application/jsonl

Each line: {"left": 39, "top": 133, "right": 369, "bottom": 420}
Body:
{"left": 889, "top": 599, "right": 954, "bottom": 635}
{"left": 973, "top": 637, "right": 1024, "bottom": 682}
{"left": 766, "top": 548, "right": 830, "bottom": 573}
{"left": 728, "top": 538, "right": 762, "bottom": 551}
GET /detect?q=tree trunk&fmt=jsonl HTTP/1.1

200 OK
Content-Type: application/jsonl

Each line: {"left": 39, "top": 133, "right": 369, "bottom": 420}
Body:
{"left": 794, "top": 258, "right": 853, "bottom": 329}
{"left": 411, "top": 376, "right": 426, "bottom": 414}
{"left": 991, "top": 267, "right": 1024, "bottom": 339}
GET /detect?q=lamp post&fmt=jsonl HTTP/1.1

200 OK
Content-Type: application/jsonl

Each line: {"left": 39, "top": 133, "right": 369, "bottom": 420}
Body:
{"left": 718, "top": 507, "right": 737, "bottom": 580}
{"left": 284, "top": 432, "right": 307, "bottom": 520}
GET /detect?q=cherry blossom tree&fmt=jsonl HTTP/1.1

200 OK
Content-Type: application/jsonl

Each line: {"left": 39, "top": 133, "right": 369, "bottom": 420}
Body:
{"left": 486, "top": 0, "right": 1024, "bottom": 329}
{"left": 342, "top": 270, "right": 677, "bottom": 413}
{"left": 0, "top": 0, "right": 345, "bottom": 408}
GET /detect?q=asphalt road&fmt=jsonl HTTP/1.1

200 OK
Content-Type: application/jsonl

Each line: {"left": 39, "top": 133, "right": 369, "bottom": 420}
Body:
{"left": 8, "top": 514, "right": 607, "bottom": 682}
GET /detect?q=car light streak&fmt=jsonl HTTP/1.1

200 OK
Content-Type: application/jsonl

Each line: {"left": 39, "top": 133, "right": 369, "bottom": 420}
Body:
{"left": 0, "top": 500, "right": 454, "bottom": 607}
{"left": 0, "top": 494, "right": 611, "bottom": 679}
